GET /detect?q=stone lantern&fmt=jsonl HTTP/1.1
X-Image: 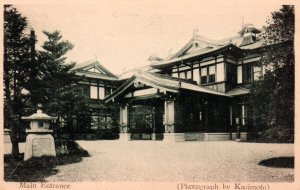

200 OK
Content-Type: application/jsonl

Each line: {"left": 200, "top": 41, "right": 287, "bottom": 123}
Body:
{"left": 22, "top": 109, "right": 57, "bottom": 160}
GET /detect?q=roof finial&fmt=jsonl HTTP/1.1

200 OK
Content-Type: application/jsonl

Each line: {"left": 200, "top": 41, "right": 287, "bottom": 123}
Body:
{"left": 193, "top": 28, "right": 199, "bottom": 37}
{"left": 94, "top": 54, "right": 97, "bottom": 61}
{"left": 242, "top": 17, "right": 244, "bottom": 29}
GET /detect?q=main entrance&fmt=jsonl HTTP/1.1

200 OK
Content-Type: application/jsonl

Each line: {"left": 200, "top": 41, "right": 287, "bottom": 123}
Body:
{"left": 128, "top": 99, "right": 164, "bottom": 140}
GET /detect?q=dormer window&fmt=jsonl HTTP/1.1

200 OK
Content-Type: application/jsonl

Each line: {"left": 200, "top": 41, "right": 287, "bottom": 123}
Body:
{"left": 238, "top": 24, "right": 261, "bottom": 46}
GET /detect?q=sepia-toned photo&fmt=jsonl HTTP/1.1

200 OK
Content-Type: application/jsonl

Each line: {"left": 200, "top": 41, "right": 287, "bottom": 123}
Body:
{"left": 1, "top": 1, "right": 298, "bottom": 190}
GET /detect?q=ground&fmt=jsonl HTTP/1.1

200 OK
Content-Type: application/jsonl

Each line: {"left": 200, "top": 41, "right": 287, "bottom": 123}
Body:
{"left": 4, "top": 140, "right": 294, "bottom": 182}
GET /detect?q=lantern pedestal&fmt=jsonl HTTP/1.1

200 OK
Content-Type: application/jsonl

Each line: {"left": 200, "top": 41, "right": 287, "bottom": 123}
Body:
{"left": 24, "top": 133, "right": 56, "bottom": 161}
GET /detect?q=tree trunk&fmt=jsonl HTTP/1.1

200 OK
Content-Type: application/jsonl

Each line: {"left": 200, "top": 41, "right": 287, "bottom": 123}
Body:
{"left": 10, "top": 116, "right": 20, "bottom": 158}
{"left": 11, "top": 140, "right": 20, "bottom": 158}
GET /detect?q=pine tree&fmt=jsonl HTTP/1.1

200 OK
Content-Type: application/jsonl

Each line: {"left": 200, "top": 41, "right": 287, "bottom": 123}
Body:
{"left": 33, "top": 31, "right": 91, "bottom": 138}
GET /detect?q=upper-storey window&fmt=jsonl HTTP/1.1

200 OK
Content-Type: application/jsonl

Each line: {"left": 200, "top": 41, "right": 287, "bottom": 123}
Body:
{"left": 90, "top": 85, "right": 105, "bottom": 100}
{"left": 243, "top": 64, "right": 252, "bottom": 83}
{"left": 238, "top": 63, "right": 263, "bottom": 84}
{"left": 208, "top": 66, "right": 216, "bottom": 83}
{"left": 193, "top": 68, "right": 200, "bottom": 84}
{"left": 201, "top": 68, "right": 207, "bottom": 84}
{"left": 90, "top": 86, "right": 98, "bottom": 99}
{"left": 179, "top": 72, "right": 185, "bottom": 79}
{"left": 201, "top": 65, "right": 216, "bottom": 84}
{"left": 186, "top": 70, "right": 192, "bottom": 80}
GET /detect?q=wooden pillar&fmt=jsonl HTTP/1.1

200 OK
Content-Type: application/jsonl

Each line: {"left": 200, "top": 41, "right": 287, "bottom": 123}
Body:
{"left": 119, "top": 105, "right": 131, "bottom": 141}
{"left": 163, "top": 94, "right": 185, "bottom": 142}
{"left": 164, "top": 100, "right": 175, "bottom": 133}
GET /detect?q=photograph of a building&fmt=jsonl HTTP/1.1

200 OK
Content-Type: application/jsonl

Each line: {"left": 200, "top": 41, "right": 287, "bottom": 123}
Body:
{"left": 3, "top": 1, "right": 295, "bottom": 187}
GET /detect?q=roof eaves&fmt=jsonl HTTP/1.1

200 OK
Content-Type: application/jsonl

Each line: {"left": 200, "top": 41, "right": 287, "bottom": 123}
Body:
{"left": 151, "top": 43, "right": 242, "bottom": 69}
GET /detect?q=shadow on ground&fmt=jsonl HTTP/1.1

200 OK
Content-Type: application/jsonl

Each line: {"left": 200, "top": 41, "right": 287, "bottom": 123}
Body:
{"left": 4, "top": 141, "right": 90, "bottom": 182}
{"left": 258, "top": 157, "right": 294, "bottom": 168}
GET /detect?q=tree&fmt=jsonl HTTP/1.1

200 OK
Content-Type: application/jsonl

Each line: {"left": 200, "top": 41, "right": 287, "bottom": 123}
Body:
{"left": 4, "top": 5, "right": 36, "bottom": 157}
{"left": 248, "top": 5, "right": 294, "bottom": 142}
{"left": 32, "top": 31, "right": 91, "bottom": 138}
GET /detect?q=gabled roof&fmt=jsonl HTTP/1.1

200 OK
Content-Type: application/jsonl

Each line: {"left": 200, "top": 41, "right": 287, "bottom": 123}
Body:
{"left": 151, "top": 25, "right": 264, "bottom": 69}
{"left": 168, "top": 35, "right": 226, "bottom": 60}
{"left": 105, "top": 70, "right": 230, "bottom": 102}
{"left": 73, "top": 59, "right": 118, "bottom": 81}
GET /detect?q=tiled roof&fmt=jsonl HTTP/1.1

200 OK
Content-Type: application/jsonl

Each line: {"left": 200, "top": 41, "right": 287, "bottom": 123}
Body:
{"left": 151, "top": 26, "right": 265, "bottom": 68}
{"left": 151, "top": 44, "right": 242, "bottom": 68}
{"left": 75, "top": 71, "right": 118, "bottom": 81}
{"left": 105, "top": 70, "right": 230, "bottom": 102}
{"left": 73, "top": 59, "right": 118, "bottom": 80}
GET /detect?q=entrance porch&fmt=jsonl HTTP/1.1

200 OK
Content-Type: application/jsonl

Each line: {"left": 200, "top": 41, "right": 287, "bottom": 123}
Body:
{"left": 106, "top": 70, "right": 248, "bottom": 142}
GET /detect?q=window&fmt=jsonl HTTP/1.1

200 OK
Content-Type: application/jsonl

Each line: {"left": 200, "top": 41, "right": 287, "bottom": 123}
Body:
{"left": 208, "top": 66, "right": 216, "bottom": 83}
{"left": 99, "top": 86, "right": 105, "bottom": 100}
{"left": 90, "top": 86, "right": 98, "bottom": 99}
{"left": 105, "top": 86, "right": 111, "bottom": 96}
{"left": 179, "top": 72, "right": 186, "bottom": 79}
{"left": 38, "top": 121, "right": 43, "bottom": 128}
{"left": 201, "top": 65, "right": 216, "bottom": 84}
{"left": 201, "top": 68, "right": 207, "bottom": 84}
{"left": 243, "top": 64, "right": 252, "bottom": 83}
{"left": 193, "top": 68, "right": 200, "bottom": 84}
{"left": 186, "top": 70, "right": 192, "bottom": 80}
{"left": 90, "top": 85, "right": 106, "bottom": 100}
{"left": 171, "top": 72, "right": 178, "bottom": 78}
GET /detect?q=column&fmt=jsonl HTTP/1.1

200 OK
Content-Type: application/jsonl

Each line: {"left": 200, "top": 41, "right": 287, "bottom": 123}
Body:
{"left": 119, "top": 105, "right": 131, "bottom": 141}
{"left": 163, "top": 99, "right": 184, "bottom": 142}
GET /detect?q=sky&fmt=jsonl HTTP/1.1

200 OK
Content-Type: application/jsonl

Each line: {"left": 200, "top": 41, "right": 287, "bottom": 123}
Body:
{"left": 14, "top": 1, "right": 282, "bottom": 75}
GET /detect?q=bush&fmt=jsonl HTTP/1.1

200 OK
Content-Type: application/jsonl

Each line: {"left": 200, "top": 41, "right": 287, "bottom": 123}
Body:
{"left": 259, "top": 126, "right": 294, "bottom": 143}
{"left": 4, "top": 140, "right": 89, "bottom": 182}
{"left": 95, "top": 127, "right": 119, "bottom": 140}
{"left": 55, "top": 140, "right": 89, "bottom": 156}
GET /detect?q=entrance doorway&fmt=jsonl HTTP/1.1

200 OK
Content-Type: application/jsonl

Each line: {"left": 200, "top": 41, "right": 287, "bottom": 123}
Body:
{"left": 128, "top": 100, "right": 164, "bottom": 140}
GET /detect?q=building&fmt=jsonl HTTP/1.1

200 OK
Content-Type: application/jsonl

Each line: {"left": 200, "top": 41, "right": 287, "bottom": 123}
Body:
{"left": 103, "top": 24, "right": 271, "bottom": 142}
{"left": 72, "top": 59, "right": 119, "bottom": 134}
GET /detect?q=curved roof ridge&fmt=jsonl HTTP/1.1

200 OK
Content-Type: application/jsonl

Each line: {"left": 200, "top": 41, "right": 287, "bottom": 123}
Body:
{"left": 193, "top": 35, "right": 226, "bottom": 46}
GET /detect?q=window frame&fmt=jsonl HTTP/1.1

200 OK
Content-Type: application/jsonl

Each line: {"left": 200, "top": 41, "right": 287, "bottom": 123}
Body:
{"left": 200, "top": 65, "right": 216, "bottom": 84}
{"left": 242, "top": 64, "right": 253, "bottom": 83}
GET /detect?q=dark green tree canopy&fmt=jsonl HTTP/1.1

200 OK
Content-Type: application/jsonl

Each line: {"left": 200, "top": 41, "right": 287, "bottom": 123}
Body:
{"left": 248, "top": 5, "right": 294, "bottom": 143}
{"left": 4, "top": 5, "right": 35, "bottom": 156}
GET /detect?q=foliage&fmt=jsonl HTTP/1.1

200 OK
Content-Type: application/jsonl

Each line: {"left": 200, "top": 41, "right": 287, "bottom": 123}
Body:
{"left": 248, "top": 5, "right": 294, "bottom": 142}
{"left": 30, "top": 30, "right": 92, "bottom": 138}
{"left": 3, "top": 5, "right": 36, "bottom": 157}
{"left": 4, "top": 141, "right": 89, "bottom": 182}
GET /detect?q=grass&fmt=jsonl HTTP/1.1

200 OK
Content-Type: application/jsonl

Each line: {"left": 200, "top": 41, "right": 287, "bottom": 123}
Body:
{"left": 4, "top": 140, "right": 89, "bottom": 182}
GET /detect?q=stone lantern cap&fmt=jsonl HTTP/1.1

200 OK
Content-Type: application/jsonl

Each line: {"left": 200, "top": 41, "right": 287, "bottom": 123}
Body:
{"left": 21, "top": 109, "right": 57, "bottom": 120}
{"left": 22, "top": 109, "right": 57, "bottom": 133}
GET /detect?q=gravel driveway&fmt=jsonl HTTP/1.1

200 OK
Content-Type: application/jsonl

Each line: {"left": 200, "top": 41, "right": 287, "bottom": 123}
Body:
{"left": 45, "top": 141, "right": 294, "bottom": 182}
